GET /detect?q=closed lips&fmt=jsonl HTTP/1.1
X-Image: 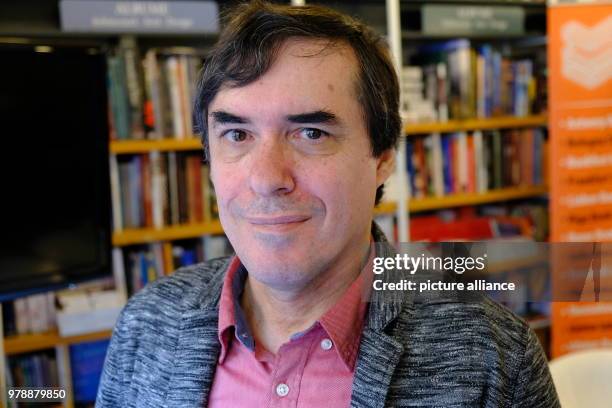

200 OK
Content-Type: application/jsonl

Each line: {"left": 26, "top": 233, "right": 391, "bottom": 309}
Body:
{"left": 246, "top": 215, "right": 310, "bottom": 225}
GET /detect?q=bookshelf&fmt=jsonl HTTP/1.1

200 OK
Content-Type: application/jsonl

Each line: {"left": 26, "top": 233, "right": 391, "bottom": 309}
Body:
{"left": 112, "top": 220, "right": 223, "bottom": 246}
{"left": 2, "top": 1, "right": 555, "bottom": 405}
{"left": 109, "top": 185, "right": 547, "bottom": 246}
{"left": 404, "top": 114, "right": 547, "bottom": 135}
{"left": 408, "top": 185, "right": 548, "bottom": 213}
{"left": 375, "top": 185, "right": 547, "bottom": 215}
{"left": 4, "top": 330, "right": 113, "bottom": 357}
{"left": 1, "top": 314, "right": 549, "bottom": 358}
{"left": 108, "top": 114, "right": 548, "bottom": 153}
{"left": 110, "top": 138, "right": 202, "bottom": 154}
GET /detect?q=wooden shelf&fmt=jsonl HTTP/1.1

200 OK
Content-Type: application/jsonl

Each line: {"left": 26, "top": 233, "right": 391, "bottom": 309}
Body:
{"left": 110, "top": 138, "right": 202, "bottom": 154}
{"left": 4, "top": 330, "right": 112, "bottom": 356}
{"left": 112, "top": 220, "right": 224, "bottom": 246}
{"left": 410, "top": 185, "right": 548, "bottom": 212}
{"left": 112, "top": 187, "right": 546, "bottom": 245}
{"left": 2, "top": 315, "right": 548, "bottom": 356}
{"left": 374, "top": 201, "right": 397, "bottom": 215}
{"left": 404, "top": 114, "right": 547, "bottom": 135}
{"left": 375, "top": 185, "right": 548, "bottom": 215}
{"left": 108, "top": 116, "right": 547, "bottom": 153}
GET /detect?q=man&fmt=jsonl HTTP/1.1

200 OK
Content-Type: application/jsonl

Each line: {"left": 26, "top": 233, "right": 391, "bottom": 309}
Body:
{"left": 96, "top": 2, "right": 560, "bottom": 407}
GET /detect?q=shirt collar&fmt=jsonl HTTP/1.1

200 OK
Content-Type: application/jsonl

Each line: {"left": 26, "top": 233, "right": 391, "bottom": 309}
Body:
{"left": 217, "top": 243, "right": 374, "bottom": 371}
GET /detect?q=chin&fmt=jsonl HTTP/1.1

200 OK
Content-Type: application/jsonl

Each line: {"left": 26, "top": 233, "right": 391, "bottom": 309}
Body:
{"left": 241, "top": 249, "right": 326, "bottom": 289}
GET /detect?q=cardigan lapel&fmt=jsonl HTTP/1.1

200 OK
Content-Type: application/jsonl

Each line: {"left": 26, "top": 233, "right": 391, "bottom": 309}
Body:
{"left": 350, "top": 328, "right": 404, "bottom": 408}
{"left": 164, "top": 259, "right": 229, "bottom": 407}
{"left": 164, "top": 307, "right": 221, "bottom": 407}
{"left": 349, "top": 225, "right": 414, "bottom": 408}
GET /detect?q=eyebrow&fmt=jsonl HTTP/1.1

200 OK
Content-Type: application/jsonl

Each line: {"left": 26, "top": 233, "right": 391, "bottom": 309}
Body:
{"left": 210, "top": 109, "right": 340, "bottom": 127}
{"left": 210, "top": 111, "right": 250, "bottom": 125}
{"left": 286, "top": 110, "right": 339, "bottom": 125}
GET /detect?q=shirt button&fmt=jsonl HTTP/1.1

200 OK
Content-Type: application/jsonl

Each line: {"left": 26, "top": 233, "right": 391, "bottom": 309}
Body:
{"left": 276, "top": 383, "right": 290, "bottom": 397}
{"left": 321, "top": 338, "right": 333, "bottom": 350}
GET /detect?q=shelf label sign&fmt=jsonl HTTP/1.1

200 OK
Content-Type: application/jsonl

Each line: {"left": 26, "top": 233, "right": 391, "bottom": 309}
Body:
{"left": 422, "top": 5, "right": 524, "bottom": 36}
{"left": 549, "top": 2, "right": 612, "bottom": 358}
{"left": 59, "top": 1, "right": 219, "bottom": 34}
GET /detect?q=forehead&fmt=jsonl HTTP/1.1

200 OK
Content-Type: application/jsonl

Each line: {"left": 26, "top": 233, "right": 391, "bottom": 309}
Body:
{"left": 209, "top": 38, "right": 361, "bottom": 116}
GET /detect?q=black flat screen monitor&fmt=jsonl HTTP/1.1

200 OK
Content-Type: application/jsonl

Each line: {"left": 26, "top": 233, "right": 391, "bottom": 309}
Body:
{"left": 0, "top": 42, "right": 111, "bottom": 301}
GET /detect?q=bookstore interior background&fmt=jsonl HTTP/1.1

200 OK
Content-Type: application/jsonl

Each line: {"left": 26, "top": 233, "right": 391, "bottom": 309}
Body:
{"left": 1, "top": 0, "right": 612, "bottom": 407}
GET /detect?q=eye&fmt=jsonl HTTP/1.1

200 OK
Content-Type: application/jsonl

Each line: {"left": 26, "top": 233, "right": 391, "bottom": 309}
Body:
{"left": 223, "top": 129, "right": 248, "bottom": 142}
{"left": 299, "top": 128, "right": 328, "bottom": 140}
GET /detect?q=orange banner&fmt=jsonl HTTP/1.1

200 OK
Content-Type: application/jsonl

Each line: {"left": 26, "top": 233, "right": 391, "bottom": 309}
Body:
{"left": 548, "top": 2, "right": 612, "bottom": 358}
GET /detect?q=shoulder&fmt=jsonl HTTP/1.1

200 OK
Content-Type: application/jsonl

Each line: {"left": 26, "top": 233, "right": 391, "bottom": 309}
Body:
{"left": 118, "top": 256, "right": 231, "bottom": 329}
{"left": 406, "top": 295, "right": 532, "bottom": 355}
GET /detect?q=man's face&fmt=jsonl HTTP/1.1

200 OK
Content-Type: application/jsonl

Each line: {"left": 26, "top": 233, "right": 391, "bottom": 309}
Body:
{"left": 207, "top": 38, "right": 394, "bottom": 291}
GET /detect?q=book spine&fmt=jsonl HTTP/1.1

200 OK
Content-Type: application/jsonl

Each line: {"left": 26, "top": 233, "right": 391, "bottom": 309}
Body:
{"left": 166, "top": 57, "right": 185, "bottom": 139}
{"left": 109, "top": 155, "right": 123, "bottom": 231}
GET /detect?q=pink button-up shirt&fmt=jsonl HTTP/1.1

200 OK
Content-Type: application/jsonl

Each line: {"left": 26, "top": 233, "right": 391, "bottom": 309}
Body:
{"left": 207, "top": 254, "right": 371, "bottom": 408}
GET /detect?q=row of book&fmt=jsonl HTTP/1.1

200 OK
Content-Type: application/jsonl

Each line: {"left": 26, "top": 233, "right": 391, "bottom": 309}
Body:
{"left": 6, "top": 351, "right": 60, "bottom": 390}
{"left": 401, "top": 40, "right": 544, "bottom": 123}
{"left": 409, "top": 202, "right": 548, "bottom": 241}
{"left": 119, "top": 235, "right": 232, "bottom": 295}
{"left": 110, "top": 151, "right": 217, "bottom": 231}
{"left": 2, "top": 292, "right": 56, "bottom": 337}
{"left": 406, "top": 128, "right": 546, "bottom": 198}
{"left": 108, "top": 37, "right": 203, "bottom": 140}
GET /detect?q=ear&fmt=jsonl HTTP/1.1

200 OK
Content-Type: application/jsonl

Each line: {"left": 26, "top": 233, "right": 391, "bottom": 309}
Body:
{"left": 375, "top": 148, "right": 396, "bottom": 187}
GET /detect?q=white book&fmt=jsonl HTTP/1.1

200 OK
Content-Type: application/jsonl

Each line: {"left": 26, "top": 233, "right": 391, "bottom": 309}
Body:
{"left": 436, "top": 63, "right": 449, "bottom": 122}
{"left": 14, "top": 298, "right": 29, "bottom": 334}
{"left": 473, "top": 131, "right": 487, "bottom": 193}
{"left": 109, "top": 155, "right": 123, "bottom": 232}
{"left": 166, "top": 57, "right": 185, "bottom": 139}
{"left": 46, "top": 293, "right": 57, "bottom": 331}
{"left": 26, "top": 294, "right": 47, "bottom": 333}
{"left": 112, "top": 247, "right": 128, "bottom": 303}
{"left": 150, "top": 151, "right": 164, "bottom": 229}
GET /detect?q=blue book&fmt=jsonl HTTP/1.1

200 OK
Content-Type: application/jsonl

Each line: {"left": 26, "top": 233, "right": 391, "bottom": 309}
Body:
{"left": 180, "top": 249, "right": 197, "bottom": 266}
{"left": 139, "top": 252, "right": 148, "bottom": 286}
{"left": 405, "top": 141, "right": 416, "bottom": 196}
{"left": 441, "top": 135, "right": 453, "bottom": 194}
{"left": 70, "top": 340, "right": 111, "bottom": 403}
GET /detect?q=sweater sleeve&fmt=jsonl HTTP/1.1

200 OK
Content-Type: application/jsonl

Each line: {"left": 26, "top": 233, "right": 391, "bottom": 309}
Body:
{"left": 95, "top": 306, "right": 139, "bottom": 408}
{"left": 511, "top": 327, "right": 561, "bottom": 408}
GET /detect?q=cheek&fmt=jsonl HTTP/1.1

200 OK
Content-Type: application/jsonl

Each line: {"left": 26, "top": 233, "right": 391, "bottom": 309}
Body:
{"left": 297, "top": 154, "right": 378, "bottom": 214}
{"left": 209, "top": 162, "right": 242, "bottom": 207}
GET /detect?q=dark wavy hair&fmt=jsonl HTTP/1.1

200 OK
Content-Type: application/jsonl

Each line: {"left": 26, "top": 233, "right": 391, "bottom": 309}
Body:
{"left": 194, "top": 0, "right": 400, "bottom": 204}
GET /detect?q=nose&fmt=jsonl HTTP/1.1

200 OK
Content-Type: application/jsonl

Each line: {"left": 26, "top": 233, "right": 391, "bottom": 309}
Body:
{"left": 248, "top": 137, "right": 295, "bottom": 197}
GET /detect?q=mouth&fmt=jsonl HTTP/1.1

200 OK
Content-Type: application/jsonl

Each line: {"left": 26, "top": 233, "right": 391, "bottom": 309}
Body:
{"left": 245, "top": 215, "right": 311, "bottom": 231}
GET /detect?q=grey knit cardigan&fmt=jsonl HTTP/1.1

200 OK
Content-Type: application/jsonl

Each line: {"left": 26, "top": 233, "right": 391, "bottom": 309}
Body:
{"left": 96, "top": 230, "right": 560, "bottom": 408}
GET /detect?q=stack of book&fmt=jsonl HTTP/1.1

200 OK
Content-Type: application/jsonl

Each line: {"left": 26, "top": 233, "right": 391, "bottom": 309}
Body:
{"left": 406, "top": 128, "right": 546, "bottom": 198}
{"left": 2, "top": 293, "right": 56, "bottom": 337}
{"left": 119, "top": 235, "right": 232, "bottom": 295}
{"left": 107, "top": 37, "right": 203, "bottom": 140}
{"left": 110, "top": 151, "right": 217, "bottom": 231}
{"left": 402, "top": 39, "right": 544, "bottom": 121}
{"left": 6, "top": 351, "right": 59, "bottom": 389}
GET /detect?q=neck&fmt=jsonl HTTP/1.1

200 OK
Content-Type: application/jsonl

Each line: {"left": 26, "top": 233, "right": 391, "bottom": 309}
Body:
{"left": 241, "top": 237, "right": 371, "bottom": 354}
